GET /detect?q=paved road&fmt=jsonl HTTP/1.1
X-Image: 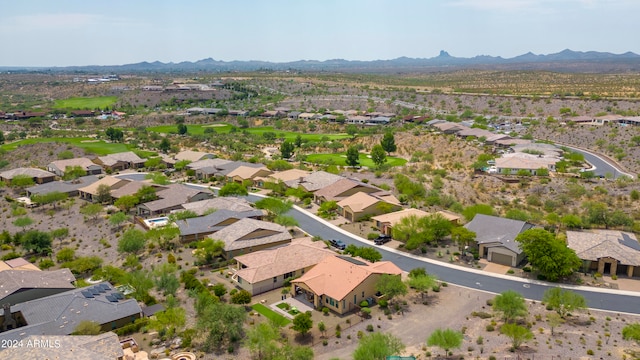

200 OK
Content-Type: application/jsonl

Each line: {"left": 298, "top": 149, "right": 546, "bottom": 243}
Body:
{"left": 116, "top": 173, "right": 640, "bottom": 314}
{"left": 560, "top": 144, "right": 634, "bottom": 179}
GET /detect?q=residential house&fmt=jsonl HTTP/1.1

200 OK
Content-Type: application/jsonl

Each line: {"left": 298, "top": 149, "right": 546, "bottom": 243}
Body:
{"left": 232, "top": 238, "right": 335, "bottom": 295}
{"left": 0, "top": 282, "right": 141, "bottom": 342}
{"left": 187, "top": 159, "right": 264, "bottom": 180}
{"left": 94, "top": 151, "right": 145, "bottom": 172}
{"left": 176, "top": 208, "right": 265, "bottom": 242}
{"left": 0, "top": 267, "right": 75, "bottom": 306}
{"left": 226, "top": 166, "right": 272, "bottom": 185}
{"left": 464, "top": 214, "right": 535, "bottom": 266}
{"left": 173, "top": 150, "right": 215, "bottom": 162}
{"left": 0, "top": 258, "right": 39, "bottom": 272}
{"left": 110, "top": 180, "right": 164, "bottom": 200}
{"left": 291, "top": 256, "right": 402, "bottom": 315}
{"left": 284, "top": 171, "right": 343, "bottom": 192}
{"left": 178, "top": 196, "right": 256, "bottom": 216}
{"left": 494, "top": 138, "right": 532, "bottom": 147}
{"left": 495, "top": 154, "right": 559, "bottom": 175}
{"left": 47, "top": 157, "right": 103, "bottom": 177}
{"left": 313, "top": 178, "right": 381, "bottom": 204}
{"left": 432, "top": 122, "right": 465, "bottom": 134}
{"left": 566, "top": 230, "right": 640, "bottom": 278}
{"left": 0, "top": 168, "right": 56, "bottom": 185}
{"left": 78, "top": 176, "right": 130, "bottom": 202}
{"left": 337, "top": 191, "right": 401, "bottom": 222}
{"left": 137, "top": 184, "right": 213, "bottom": 216}
{"left": 0, "top": 332, "right": 124, "bottom": 360}
{"left": 208, "top": 218, "right": 292, "bottom": 259}
{"left": 371, "top": 208, "right": 430, "bottom": 236}
{"left": 263, "top": 169, "right": 311, "bottom": 185}
{"left": 25, "top": 175, "right": 99, "bottom": 197}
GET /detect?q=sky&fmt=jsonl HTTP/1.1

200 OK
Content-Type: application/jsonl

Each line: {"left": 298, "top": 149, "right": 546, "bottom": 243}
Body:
{"left": 1, "top": 0, "right": 638, "bottom": 67}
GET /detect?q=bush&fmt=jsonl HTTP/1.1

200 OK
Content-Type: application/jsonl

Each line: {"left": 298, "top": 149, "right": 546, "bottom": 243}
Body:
{"left": 322, "top": 307, "right": 330, "bottom": 315}
{"left": 379, "top": 299, "right": 388, "bottom": 308}
{"left": 522, "top": 266, "right": 532, "bottom": 272}
{"left": 39, "top": 258, "right": 55, "bottom": 269}
{"left": 587, "top": 349, "right": 594, "bottom": 355}
{"left": 360, "top": 300, "right": 369, "bottom": 307}
{"left": 486, "top": 299, "right": 494, "bottom": 306}
{"left": 366, "top": 324, "right": 374, "bottom": 332}
{"left": 471, "top": 311, "right": 492, "bottom": 319}
{"left": 367, "top": 233, "right": 379, "bottom": 240}
{"left": 486, "top": 324, "right": 495, "bottom": 332}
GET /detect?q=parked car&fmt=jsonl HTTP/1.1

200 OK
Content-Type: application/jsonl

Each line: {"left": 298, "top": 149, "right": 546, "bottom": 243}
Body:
{"left": 374, "top": 234, "right": 391, "bottom": 245}
{"left": 329, "top": 239, "right": 346, "bottom": 250}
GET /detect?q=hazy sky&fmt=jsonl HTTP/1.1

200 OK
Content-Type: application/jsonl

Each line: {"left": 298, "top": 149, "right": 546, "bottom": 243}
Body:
{"left": 1, "top": 0, "right": 638, "bottom": 67}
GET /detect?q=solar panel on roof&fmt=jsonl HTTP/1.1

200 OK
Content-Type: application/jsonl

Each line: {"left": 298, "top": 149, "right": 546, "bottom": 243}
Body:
{"left": 105, "top": 295, "right": 118, "bottom": 302}
{"left": 112, "top": 292, "right": 124, "bottom": 300}
{"left": 81, "top": 291, "right": 94, "bottom": 298}
{"left": 89, "top": 287, "right": 101, "bottom": 295}
{"left": 99, "top": 283, "right": 111, "bottom": 291}
{"left": 96, "top": 286, "right": 106, "bottom": 293}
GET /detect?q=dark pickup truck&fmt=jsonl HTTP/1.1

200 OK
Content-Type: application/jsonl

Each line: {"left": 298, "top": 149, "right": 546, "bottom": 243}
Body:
{"left": 374, "top": 234, "right": 391, "bottom": 245}
{"left": 329, "top": 239, "right": 346, "bottom": 250}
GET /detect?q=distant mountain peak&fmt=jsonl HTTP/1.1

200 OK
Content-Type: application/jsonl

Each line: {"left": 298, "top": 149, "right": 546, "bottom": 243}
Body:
{"left": 438, "top": 50, "right": 451, "bottom": 58}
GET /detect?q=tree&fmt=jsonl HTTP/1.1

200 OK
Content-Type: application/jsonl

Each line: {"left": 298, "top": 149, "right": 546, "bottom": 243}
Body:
{"left": 380, "top": 131, "right": 397, "bottom": 155}
{"left": 149, "top": 306, "right": 186, "bottom": 338}
{"left": 21, "top": 230, "right": 52, "bottom": 254}
{"left": 62, "top": 165, "right": 86, "bottom": 180}
{"left": 370, "top": 144, "right": 387, "bottom": 168}
{"left": 146, "top": 226, "right": 179, "bottom": 251}
{"left": 426, "top": 214, "right": 453, "bottom": 245}
{"left": 145, "top": 172, "right": 170, "bottom": 185}
{"left": 230, "top": 289, "right": 252, "bottom": 304}
{"left": 74, "top": 320, "right": 101, "bottom": 335}
{"left": 451, "top": 226, "right": 476, "bottom": 252}
{"left": 427, "top": 328, "right": 463, "bottom": 356}
{"left": 622, "top": 323, "right": 640, "bottom": 344}
{"left": 516, "top": 229, "right": 582, "bottom": 281}
{"left": 501, "top": 323, "right": 533, "bottom": 350}
{"left": 292, "top": 311, "right": 313, "bottom": 338}
{"left": 375, "top": 274, "right": 407, "bottom": 304}
{"left": 279, "top": 140, "right": 295, "bottom": 159}
{"left": 346, "top": 145, "right": 360, "bottom": 168}
{"left": 546, "top": 312, "right": 564, "bottom": 335}
{"left": 218, "top": 182, "right": 248, "bottom": 197}
{"left": 118, "top": 228, "right": 146, "bottom": 254}
{"left": 10, "top": 174, "right": 34, "bottom": 189}
{"left": 109, "top": 212, "right": 128, "bottom": 229}
{"left": 0, "top": 131, "right": 4, "bottom": 144}
{"left": 197, "top": 301, "right": 246, "bottom": 352}
{"left": 255, "top": 197, "right": 292, "bottom": 218}
{"left": 177, "top": 123, "right": 188, "bottom": 135}
{"left": 79, "top": 203, "right": 103, "bottom": 220}
{"left": 211, "top": 283, "right": 227, "bottom": 298}
{"left": 135, "top": 185, "right": 157, "bottom": 203}
{"left": 346, "top": 124, "right": 358, "bottom": 139}
{"left": 493, "top": 290, "right": 528, "bottom": 323}
{"left": 57, "top": 150, "right": 74, "bottom": 159}
{"left": 105, "top": 127, "right": 124, "bottom": 142}
{"left": 406, "top": 271, "right": 437, "bottom": 302}
{"left": 542, "top": 287, "right": 586, "bottom": 318}
{"left": 194, "top": 238, "right": 225, "bottom": 264}
{"left": 246, "top": 322, "right": 280, "bottom": 360}
{"left": 95, "top": 184, "right": 112, "bottom": 204}
{"left": 317, "top": 200, "right": 338, "bottom": 219}
{"left": 353, "top": 332, "right": 405, "bottom": 360}
{"left": 274, "top": 215, "right": 298, "bottom": 227}
{"left": 56, "top": 247, "right": 75, "bottom": 263}
{"left": 356, "top": 247, "right": 383, "bottom": 263}
{"left": 114, "top": 195, "right": 139, "bottom": 212}
{"left": 174, "top": 159, "right": 191, "bottom": 171}
{"left": 13, "top": 216, "right": 34, "bottom": 231}
{"left": 462, "top": 203, "right": 496, "bottom": 221}
{"left": 158, "top": 137, "right": 171, "bottom": 153}
{"left": 267, "top": 160, "right": 293, "bottom": 172}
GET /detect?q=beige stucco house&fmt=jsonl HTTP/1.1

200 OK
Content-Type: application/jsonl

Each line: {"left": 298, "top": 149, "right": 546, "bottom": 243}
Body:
{"left": 567, "top": 230, "right": 640, "bottom": 277}
{"left": 337, "top": 192, "right": 401, "bottom": 222}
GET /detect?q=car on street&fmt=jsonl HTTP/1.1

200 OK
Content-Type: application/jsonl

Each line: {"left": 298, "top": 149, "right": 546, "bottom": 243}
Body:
{"left": 374, "top": 234, "right": 392, "bottom": 245}
{"left": 329, "top": 239, "right": 346, "bottom": 250}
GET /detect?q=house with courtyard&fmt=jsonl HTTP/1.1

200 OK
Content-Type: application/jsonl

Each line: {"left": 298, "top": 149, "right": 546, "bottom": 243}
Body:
{"left": 47, "top": 157, "right": 103, "bottom": 177}
{"left": 464, "top": 214, "right": 535, "bottom": 267}
{"left": 313, "top": 178, "right": 382, "bottom": 204}
{"left": 226, "top": 165, "right": 272, "bottom": 185}
{"left": 566, "top": 230, "right": 640, "bottom": 277}
{"left": 291, "top": 255, "right": 402, "bottom": 315}
{"left": 137, "top": 184, "right": 213, "bottom": 216}
{"left": 93, "top": 151, "right": 145, "bottom": 172}
{"left": 371, "top": 208, "right": 430, "bottom": 236}
{"left": 26, "top": 175, "right": 99, "bottom": 197}
{"left": 232, "top": 238, "right": 335, "bottom": 295}
{"left": 78, "top": 176, "right": 130, "bottom": 202}
{"left": 337, "top": 191, "right": 401, "bottom": 222}
{"left": 178, "top": 196, "right": 256, "bottom": 216}
{"left": 208, "top": 218, "right": 292, "bottom": 259}
{"left": 494, "top": 154, "right": 559, "bottom": 175}
{"left": 0, "top": 167, "right": 56, "bottom": 185}
{"left": 0, "top": 282, "right": 141, "bottom": 342}
{"left": 176, "top": 208, "right": 265, "bottom": 242}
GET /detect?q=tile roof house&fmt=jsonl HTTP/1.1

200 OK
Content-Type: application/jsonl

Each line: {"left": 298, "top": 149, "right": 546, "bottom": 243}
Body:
{"left": 567, "top": 230, "right": 640, "bottom": 278}
{"left": 26, "top": 175, "right": 99, "bottom": 197}
{"left": 0, "top": 282, "right": 141, "bottom": 342}
{"left": 137, "top": 184, "right": 213, "bottom": 216}
{"left": 232, "top": 238, "right": 335, "bottom": 295}
{"left": 78, "top": 176, "right": 130, "bottom": 202}
{"left": 265, "top": 169, "right": 311, "bottom": 184}
{"left": 0, "top": 268, "right": 75, "bottom": 306}
{"left": 178, "top": 196, "right": 256, "bottom": 216}
{"left": 0, "top": 168, "right": 56, "bottom": 185}
{"left": 208, "top": 218, "right": 292, "bottom": 259}
{"left": 0, "top": 332, "right": 124, "bottom": 360}
{"left": 464, "top": 214, "right": 535, "bottom": 266}
{"left": 337, "top": 191, "right": 402, "bottom": 222}
{"left": 291, "top": 256, "right": 402, "bottom": 315}
{"left": 495, "top": 154, "right": 559, "bottom": 175}
{"left": 0, "top": 258, "right": 40, "bottom": 272}
{"left": 371, "top": 208, "right": 430, "bottom": 236}
{"left": 174, "top": 150, "right": 215, "bottom": 162}
{"left": 176, "top": 208, "right": 265, "bottom": 242}
{"left": 47, "top": 157, "right": 103, "bottom": 177}
{"left": 94, "top": 151, "right": 145, "bottom": 171}
{"left": 313, "top": 178, "right": 382, "bottom": 203}
{"left": 226, "top": 165, "right": 272, "bottom": 184}
{"left": 188, "top": 159, "right": 264, "bottom": 180}
{"left": 284, "top": 171, "right": 344, "bottom": 192}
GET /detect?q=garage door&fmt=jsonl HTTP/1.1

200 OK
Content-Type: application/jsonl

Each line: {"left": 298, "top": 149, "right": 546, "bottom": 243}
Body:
{"left": 490, "top": 252, "right": 513, "bottom": 266}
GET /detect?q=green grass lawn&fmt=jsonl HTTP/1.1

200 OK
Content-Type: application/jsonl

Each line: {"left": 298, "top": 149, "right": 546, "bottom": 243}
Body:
{"left": 54, "top": 96, "right": 118, "bottom": 110}
{"left": 251, "top": 303, "right": 291, "bottom": 326}
{"left": 146, "top": 123, "right": 350, "bottom": 142}
{"left": 0, "top": 137, "right": 132, "bottom": 156}
{"left": 306, "top": 152, "right": 407, "bottom": 168}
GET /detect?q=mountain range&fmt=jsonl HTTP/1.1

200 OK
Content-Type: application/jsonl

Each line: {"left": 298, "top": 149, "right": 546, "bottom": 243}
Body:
{"left": 3, "top": 49, "right": 640, "bottom": 73}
